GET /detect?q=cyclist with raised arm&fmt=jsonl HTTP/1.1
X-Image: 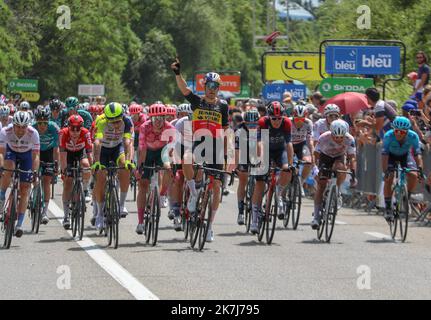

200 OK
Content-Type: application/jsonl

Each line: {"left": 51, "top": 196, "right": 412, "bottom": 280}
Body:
{"left": 135, "top": 104, "right": 175, "bottom": 234}
{"left": 381, "top": 116, "right": 423, "bottom": 221}
{"left": 59, "top": 115, "right": 93, "bottom": 229}
{"left": 250, "top": 102, "right": 294, "bottom": 234}
{"left": 33, "top": 105, "right": 60, "bottom": 224}
{"left": 171, "top": 58, "right": 229, "bottom": 243}
{"left": 92, "top": 103, "right": 134, "bottom": 232}
{"left": 235, "top": 108, "right": 260, "bottom": 225}
{"left": 0, "top": 112, "right": 40, "bottom": 237}
{"left": 312, "top": 120, "right": 357, "bottom": 229}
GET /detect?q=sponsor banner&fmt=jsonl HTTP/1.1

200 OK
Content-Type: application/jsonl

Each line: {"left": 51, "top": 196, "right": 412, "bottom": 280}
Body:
{"left": 319, "top": 77, "right": 374, "bottom": 98}
{"left": 265, "top": 54, "right": 327, "bottom": 81}
{"left": 262, "top": 84, "right": 307, "bottom": 102}
{"left": 8, "top": 79, "right": 38, "bottom": 92}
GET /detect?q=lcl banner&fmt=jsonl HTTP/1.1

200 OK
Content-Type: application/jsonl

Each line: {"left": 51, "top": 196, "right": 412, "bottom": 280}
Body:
{"left": 264, "top": 54, "right": 327, "bottom": 81}
{"left": 195, "top": 74, "right": 241, "bottom": 93}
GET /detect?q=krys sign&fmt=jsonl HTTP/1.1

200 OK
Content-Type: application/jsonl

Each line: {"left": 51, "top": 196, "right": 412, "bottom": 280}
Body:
{"left": 325, "top": 45, "right": 401, "bottom": 75}
{"left": 195, "top": 74, "right": 241, "bottom": 93}
{"left": 264, "top": 54, "right": 327, "bottom": 81}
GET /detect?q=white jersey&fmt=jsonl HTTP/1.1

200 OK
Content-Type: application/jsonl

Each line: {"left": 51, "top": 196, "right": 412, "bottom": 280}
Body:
{"left": 0, "top": 124, "right": 40, "bottom": 153}
{"left": 290, "top": 117, "right": 313, "bottom": 145}
{"left": 315, "top": 131, "right": 356, "bottom": 158}
{"left": 312, "top": 118, "right": 350, "bottom": 141}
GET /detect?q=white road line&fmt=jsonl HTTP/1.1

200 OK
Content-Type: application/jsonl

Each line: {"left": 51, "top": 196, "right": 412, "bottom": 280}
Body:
{"left": 364, "top": 232, "right": 393, "bottom": 240}
{"left": 335, "top": 220, "right": 348, "bottom": 225}
{"left": 48, "top": 201, "right": 159, "bottom": 301}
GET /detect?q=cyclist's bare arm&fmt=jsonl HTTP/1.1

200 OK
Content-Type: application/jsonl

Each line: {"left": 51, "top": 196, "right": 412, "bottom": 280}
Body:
{"left": 347, "top": 154, "right": 357, "bottom": 172}
{"left": 32, "top": 150, "right": 40, "bottom": 172}
{"left": 138, "top": 148, "right": 147, "bottom": 169}
{"left": 59, "top": 150, "right": 68, "bottom": 171}
{"left": 381, "top": 154, "right": 389, "bottom": 173}
{"left": 123, "top": 138, "right": 133, "bottom": 162}
{"left": 0, "top": 147, "right": 5, "bottom": 167}
{"left": 414, "top": 154, "right": 423, "bottom": 170}
{"left": 286, "top": 142, "right": 294, "bottom": 166}
{"left": 93, "top": 139, "right": 102, "bottom": 162}
{"left": 87, "top": 150, "right": 94, "bottom": 165}
{"left": 53, "top": 147, "right": 60, "bottom": 163}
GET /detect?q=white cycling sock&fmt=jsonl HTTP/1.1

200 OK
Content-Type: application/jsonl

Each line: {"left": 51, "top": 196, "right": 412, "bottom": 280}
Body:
{"left": 120, "top": 192, "right": 128, "bottom": 208}
{"left": 187, "top": 180, "right": 197, "bottom": 197}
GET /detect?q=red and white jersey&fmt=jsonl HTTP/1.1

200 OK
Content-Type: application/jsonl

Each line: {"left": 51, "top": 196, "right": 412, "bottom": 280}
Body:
{"left": 0, "top": 124, "right": 40, "bottom": 153}
{"left": 59, "top": 127, "right": 92, "bottom": 152}
{"left": 313, "top": 118, "right": 350, "bottom": 142}
{"left": 289, "top": 117, "right": 313, "bottom": 145}
{"left": 315, "top": 131, "right": 356, "bottom": 158}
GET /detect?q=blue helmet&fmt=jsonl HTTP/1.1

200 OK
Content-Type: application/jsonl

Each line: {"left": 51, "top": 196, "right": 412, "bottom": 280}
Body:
{"left": 392, "top": 116, "right": 411, "bottom": 130}
{"left": 402, "top": 103, "right": 416, "bottom": 112}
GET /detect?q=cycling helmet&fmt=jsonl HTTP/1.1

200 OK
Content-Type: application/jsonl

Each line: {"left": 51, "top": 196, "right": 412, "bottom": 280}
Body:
{"left": 294, "top": 104, "right": 308, "bottom": 117}
{"left": 324, "top": 104, "right": 341, "bottom": 117}
{"left": 68, "top": 115, "right": 84, "bottom": 127}
{"left": 402, "top": 103, "right": 416, "bottom": 112}
{"left": 35, "top": 105, "right": 51, "bottom": 120}
{"left": 129, "top": 104, "right": 143, "bottom": 115}
{"left": 104, "top": 102, "right": 123, "bottom": 120}
{"left": 88, "top": 104, "right": 98, "bottom": 114}
{"left": 122, "top": 103, "right": 129, "bottom": 115}
{"left": 65, "top": 97, "right": 79, "bottom": 110}
{"left": 267, "top": 101, "right": 284, "bottom": 117}
{"left": 149, "top": 104, "right": 167, "bottom": 117}
{"left": 392, "top": 116, "right": 411, "bottom": 130}
{"left": 166, "top": 106, "right": 177, "bottom": 117}
{"left": 19, "top": 101, "right": 30, "bottom": 111}
{"left": 0, "top": 104, "right": 10, "bottom": 117}
{"left": 76, "top": 103, "right": 86, "bottom": 111}
{"left": 203, "top": 72, "right": 221, "bottom": 85}
{"left": 49, "top": 99, "right": 62, "bottom": 111}
{"left": 177, "top": 103, "right": 192, "bottom": 115}
{"left": 330, "top": 120, "right": 348, "bottom": 137}
{"left": 244, "top": 109, "right": 260, "bottom": 123}
{"left": 13, "top": 111, "right": 32, "bottom": 126}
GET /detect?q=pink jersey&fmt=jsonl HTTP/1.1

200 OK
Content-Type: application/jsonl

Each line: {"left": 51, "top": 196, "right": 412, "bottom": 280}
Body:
{"left": 139, "top": 120, "right": 175, "bottom": 151}
{"left": 133, "top": 114, "right": 148, "bottom": 133}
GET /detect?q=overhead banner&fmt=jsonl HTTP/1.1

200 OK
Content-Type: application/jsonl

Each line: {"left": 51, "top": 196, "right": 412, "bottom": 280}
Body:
{"left": 325, "top": 45, "right": 401, "bottom": 75}
{"left": 195, "top": 74, "right": 241, "bottom": 93}
{"left": 262, "top": 84, "right": 307, "bottom": 102}
{"left": 319, "top": 77, "right": 374, "bottom": 98}
{"left": 8, "top": 79, "right": 38, "bottom": 92}
{"left": 264, "top": 54, "right": 327, "bottom": 81}
{"left": 78, "top": 84, "right": 105, "bottom": 96}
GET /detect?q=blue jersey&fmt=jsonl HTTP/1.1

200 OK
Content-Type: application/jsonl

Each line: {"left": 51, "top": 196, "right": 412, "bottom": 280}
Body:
{"left": 382, "top": 129, "right": 421, "bottom": 157}
{"left": 33, "top": 121, "right": 60, "bottom": 151}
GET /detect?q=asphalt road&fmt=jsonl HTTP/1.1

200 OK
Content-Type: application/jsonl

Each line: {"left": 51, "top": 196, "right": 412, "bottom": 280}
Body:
{"left": 1, "top": 180, "right": 431, "bottom": 300}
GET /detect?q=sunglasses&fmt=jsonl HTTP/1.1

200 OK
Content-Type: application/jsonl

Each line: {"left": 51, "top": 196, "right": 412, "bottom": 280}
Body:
{"left": 37, "top": 121, "right": 49, "bottom": 126}
{"left": 110, "top": 120, "right": 123, "bottom": 125}
{"left": 151, "top": 116, "right": 165, "bottom": 122}
{"left": 332, "top": 135, "right": 345, "bottom": 140}
{"left": 328, "top": 114, "right": 340, "bottom": 119}
{"left": 294, "top": 117, "right": 306, "bottom": 123}
{"left": 270, "top": 117, "right": 282, "bottom": 121}
{"left": 205, "top": 82, "right": 220, "bottom": 90}
{"left": 70, "top": 126, "right": 81, "bottom": 132}
{"left": 394, "top": 129, "right": 407, "bottom": 135}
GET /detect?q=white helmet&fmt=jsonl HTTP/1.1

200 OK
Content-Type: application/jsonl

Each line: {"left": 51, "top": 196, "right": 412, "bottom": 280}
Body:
{"left": 324, "top": 104, "right": 340, "bottom": 117}
{"left": 177, "top": 103, "right": 192, "bottom": 115}
{"left": 0, "top": 104, "right": 10, "bottom": 117}
{"left": 13, "top": 111, "right": 32, "bottom": 126}
{"left": 20, "top": 101, "right": 31, "bottom": 111}
{"left": 330, "top": 120, "right": 348, "bottom": 137}
{"left": 294, "top": 104, "right": 308, "bottom": 117}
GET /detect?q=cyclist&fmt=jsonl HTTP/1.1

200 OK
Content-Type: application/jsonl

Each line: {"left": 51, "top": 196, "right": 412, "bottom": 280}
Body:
{"left": 381, "top": 116, "right": 423, "bottom": 221}
{"left": 290, "top": 103, "right": 315, "bottom": 195}
{"left": 166, "top": 103, "right": 193, "bottom": 229}
{"left": 172, "top": 58, "right": 229, "bottom": 243}
{"left": 33, "top": 105, "right": 60, "bottom": 224}
{"left": 49, "top": 99, "right": 63, "bottom": 128}
{"left": 165, "top": 105, "right": 177, "bottom": 124}
{"left": 59, "top": 115, "right": 93, "bottom": 229}
{"left": 60, "top": 97, "right": 93, "bottom": 130}
{"left": 0, "top": 111, "right": 40, "bottom": 237}
{"left": 313, "top": 104, "right": 349, "bottom": 146}
{"left": 250, "top": 101, "right": 294, "bottom": 234}
{"left": 18, "top": 101, "right": 34, "bottom": 121}
{"left": 129, "top": 104, "right": 147, "bottom": 160}
{"left": 0, "top": 103, "right": 13, "bottom": 129}
{"left": 92, "top": 103, "right": 134, "bottom": 232}
{"left": 312, "top": 120, "right": 357, "bottom": 229}
{"left": 235, "top": 108, "right": 260, "bottom": 225}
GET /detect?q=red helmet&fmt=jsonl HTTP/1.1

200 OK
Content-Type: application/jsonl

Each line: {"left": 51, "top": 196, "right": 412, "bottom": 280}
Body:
{"left": 68, "top": 115, "right": 84, "bottom": 127}
{"left": 149, "top": 104, "right": 167, "bottom": 117}
{"left": 88, "top": 105, "right": 98, "bottom": 113}
{"left": 129, "top": 104, "right": 143, "bottom": 115}
{"left": 166, "top": 106, "right": 177, "bottom": 117}
{"left": 267, "top": 101, "right": 284, "bottom": 117}
{"left": 96, "top": 105, "right": 104, "bottom": 115}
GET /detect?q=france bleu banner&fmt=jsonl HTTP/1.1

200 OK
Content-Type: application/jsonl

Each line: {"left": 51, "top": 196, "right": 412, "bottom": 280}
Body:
{"left": 325, "top": 45, "right": 401, "bottom": 75}
{"left": 262, "top": 84, "right": 307, "bottom": 102}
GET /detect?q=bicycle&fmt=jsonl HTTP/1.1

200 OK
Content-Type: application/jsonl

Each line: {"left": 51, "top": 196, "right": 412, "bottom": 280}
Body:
{"left": 67, "top": 161, "right": 91, "bottom": 241}
{"left": 283, "top": 160, "right": 311, "bottom": 230}
{"left": 316, "top": 168, "right": 352, "bottom": 243}
{"left": 386, "top": 164, "right": 421, "bottom": 242}
{"left": 140, "top": 165, "right": 169, "bottom": 247}
{"left": 256, "top": 165, "right": 290, "bottom": 245}
{"left": 244, "top": 174, "right": 256, "bottom": 234}
{"left": 172, "top": 165, "right": 191, "bottom": 240}
{"left": 189, "top": 164, "right": 233, "bottom": 251}
{"left": 1, "top": 166, "right": 33, "bottom": 249}
{"left": 99, "top": 162, "right": 122, "bottom": 249}
{"left": 29, "top": 161, "right": 55, "bottom": 234}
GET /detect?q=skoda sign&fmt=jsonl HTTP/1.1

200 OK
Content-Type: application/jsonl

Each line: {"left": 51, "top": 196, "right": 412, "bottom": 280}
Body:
{"left": 319, "top": 78, "right": 374, "bottom": 98}
{"left": 325, "top": 45, "right": 401, "bottom": 75}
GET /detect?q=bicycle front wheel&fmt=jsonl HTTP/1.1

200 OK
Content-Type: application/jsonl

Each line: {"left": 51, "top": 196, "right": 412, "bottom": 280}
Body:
{"left": 150, "top": 188, "right": 160, "bottom": 247}
{"left": 290, "top": 175, "right": 302, "bottom": 230}
{"left": 325, "top": 185, "right": 338, "bottom": 243}
{"left": 398, "top": 186, "right": 409, "bottom": 242}
{"left": 198, "top": 191, "right": 212, "bottom": 251}
{"left": 108, "top": 187, "right": 120, "bottom": 249}
{"left": 190, "top": 190, "right": 203, "bottom": 249}
{"left": 266, "top": 190, "right": 277, "bottom": 245}
{"left": 3, "top": 191, "right": 17, "bottom": 249}
{"left": 245, "top": 178, "right": 254, "bottom": 233}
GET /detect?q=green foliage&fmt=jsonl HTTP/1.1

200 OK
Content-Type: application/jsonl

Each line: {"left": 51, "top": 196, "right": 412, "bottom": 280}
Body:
{"left": 1, "top": 0, "right": 431, "bottom": 104}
